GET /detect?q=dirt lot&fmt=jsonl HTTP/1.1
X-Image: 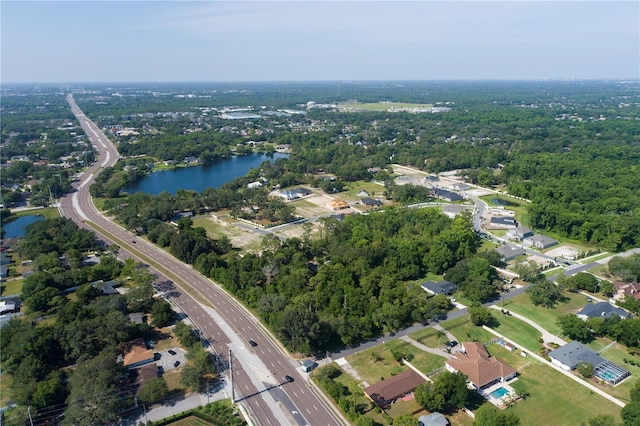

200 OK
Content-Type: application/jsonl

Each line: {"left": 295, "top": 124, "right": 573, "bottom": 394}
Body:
{"left": 545, "top": 245, "right": 581, "bottom": 259}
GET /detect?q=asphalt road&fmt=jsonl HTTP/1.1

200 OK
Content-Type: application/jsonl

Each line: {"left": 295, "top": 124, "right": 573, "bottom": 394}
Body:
{"left": 60, "top": 95, "right": 344, "bottom": 426}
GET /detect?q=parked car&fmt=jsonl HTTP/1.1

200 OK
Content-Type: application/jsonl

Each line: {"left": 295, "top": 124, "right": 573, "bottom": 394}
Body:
{"left": 447, "top": 341, "right": 458, "bottom": 348}
{"left": 168, "top": 349, "right": 177, "bottom": 355}
{"left": 173, "top": 361, "right": 180, "bottom": 368}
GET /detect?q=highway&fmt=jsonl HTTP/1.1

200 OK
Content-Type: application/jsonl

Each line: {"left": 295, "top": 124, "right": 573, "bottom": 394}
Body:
{"left": 60, "top": 95, "right": 344, "bottom": 426}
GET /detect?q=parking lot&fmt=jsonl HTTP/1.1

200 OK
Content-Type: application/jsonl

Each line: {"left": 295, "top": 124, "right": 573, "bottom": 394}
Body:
{"left": 155, "top": 347, "right": 187, "bottom": 373}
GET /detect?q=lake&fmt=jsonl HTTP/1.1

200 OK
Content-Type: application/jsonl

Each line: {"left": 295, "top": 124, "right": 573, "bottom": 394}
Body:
{"left": 122, "top": 153, "right": 288, "bottom": 195}
{"left": 2, "top": 214, "right": 45, "bottom": 238}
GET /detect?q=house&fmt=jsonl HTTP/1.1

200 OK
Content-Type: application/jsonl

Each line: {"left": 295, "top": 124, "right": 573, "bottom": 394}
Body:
{"left": 418, "top": 413, "right": 449, "bottom": 426}
{"left": 445, "top": 342, "right": 516, "bottom": 390}
{"left": 122, "top": 338, "right": 155, "bottom": 369}
{"left": 421, "top": 280, "right": 458, "bottom": 296}
{"left": 247, "top": 181, "right": 263, "bottom": 189}
{"left": 132, "top": 363, "right": 160, "bottom": 397}
{"left": 548, "top": 341, "right": 630, "bottom": 385}
{"left": 0, "top": 265, "right": 8, "bottom": 279}
{"left": 613, "top": 281, "right": 640, "bottom": 301}
{"left": 0, "top": 301, "right": 17, "bottom": 314}
{"left": 496, "top": 245, "right": 525, "bottom": 261}
{"left": 275, "top": 144, "right": 291, "bottom": 152}
{"left": 278, "top": 187, "right": 311, "bottom": 201}
{"left": 442, "top": 205, "right": 468, "bottom": 219}
{"left": 0, "top": 253, "right": 12, "bottom": 266}
{"left": 95, "top": 279, "right": 122, "bottom": 295}
{"left": 357, "top": 189, "right": 370, "bottom": 197}
{"left": 548, "top": 341, "right": 603, "bottom": 371}
{"left": 364, "top": 369, "right": 426, "bottom": 408}
{"left": 490, "top": 216, "right": 518, "bottom": 228}
{"left": 129, "top": 312, "right": 145, "bottom": 325}
{"left": 170, "top": 211, "right": 194, "bottom": 225}
{"left": 328, "top": 198, "right": 349, "bottom": 211}
{"left": 433, "top": 188, "right": 463, "bottom": 202}
{"left": 360, "top": 197, "right": 382, "bottom": 207}
{"left": 577, "top": 302, "right": 630, "bottom": 320}
{"left": 506, "top": 225, "right": 533, "bottom": 241}
{"left": 524, "top": 234, "right": 558, "bottom": 249}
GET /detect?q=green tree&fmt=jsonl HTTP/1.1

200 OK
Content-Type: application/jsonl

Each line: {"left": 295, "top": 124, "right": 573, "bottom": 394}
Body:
{"left": 577, "top": 361, "right": 594, "bottom": 378}
{"left": 415, "top": 371, "right": 468, "bottom": 414}
{"left": 151, "top": 299, "right": 175, "bottom": 327}
{"left": 474, "top": 403, "right": 520, "bottom": 426}
{"left": 589, "top": 414, "right": 617, "bottom": 426}
{"left": 527, "top": 280, "right": 564, "bottom": 308}
{"left": 557, "top": 314, "right": 591, "bottom": 342}
{"left": 622, "top": 402, "right": 640, "bottom": 426}
{"left": 468, "top": 304, "right": 495, "bottom": 326}
{"left": 138, "top": 377, "right": 169, "bottom": 403}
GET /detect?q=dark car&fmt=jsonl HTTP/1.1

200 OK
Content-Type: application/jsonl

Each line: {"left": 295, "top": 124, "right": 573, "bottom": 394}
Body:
{"left": 132, "top": 240, "right": 136, "bottom": 243}
{"left": 285, "top": 375, "right": 294, "bottom": 383}
{"left": 249, "top": 339, "right": 258, "bottom": 347}
{"left": 153, "top": 352, "right": 161, "bottom": 361}
{"left": 447, "top": 341, "right": 458, "bottom": 348}
{"left": 173, "top": 361, "right": 180, "bottom": 368}
{"left": 168, "top": 349, "right": 177, "bottom": 355}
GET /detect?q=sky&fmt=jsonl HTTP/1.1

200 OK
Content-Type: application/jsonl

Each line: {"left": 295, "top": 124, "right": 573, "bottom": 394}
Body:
{"left": 1, "top": 1, "right": 638, "bottom": 83}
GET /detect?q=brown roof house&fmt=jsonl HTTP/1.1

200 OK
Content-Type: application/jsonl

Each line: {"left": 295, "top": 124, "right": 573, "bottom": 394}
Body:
{"left": 328, "top": 198, "right": 349, "bottom": 211}
{"left": 445, "top": 342, "right": 516, "bottom": 390}
{"left": 122, "top": 338, "right": 155, "bottom": 369}
{"left": 364, "top": 369, "right": 425, "bottom": 409}
{"left": 613, "top": 281, "right": 640, "bottom": 301}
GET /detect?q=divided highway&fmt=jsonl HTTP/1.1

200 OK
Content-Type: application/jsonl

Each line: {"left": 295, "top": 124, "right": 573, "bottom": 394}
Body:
{"left": 60, "top": 95, "right": 344, "bottom": 426}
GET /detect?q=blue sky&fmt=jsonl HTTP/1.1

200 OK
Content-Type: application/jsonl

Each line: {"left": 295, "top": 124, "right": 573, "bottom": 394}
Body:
{"left": 2, "top": 1, "right": 638, "bottom": 83}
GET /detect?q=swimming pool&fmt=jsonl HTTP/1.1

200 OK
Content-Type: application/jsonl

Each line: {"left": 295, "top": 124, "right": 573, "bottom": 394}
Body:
{"left": 490, "top": 387, "right": 510, "bottom": 399}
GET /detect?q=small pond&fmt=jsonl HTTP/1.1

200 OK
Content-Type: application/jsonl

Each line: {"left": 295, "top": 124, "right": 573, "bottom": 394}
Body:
{"left": 2, "top": 214, "right": 45, "bottom": 238}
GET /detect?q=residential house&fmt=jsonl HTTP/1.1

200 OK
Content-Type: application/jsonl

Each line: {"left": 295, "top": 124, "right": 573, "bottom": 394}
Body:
{"left": 506, "top": 225, "right": 533, "bottom": 241}
{"left": 275, "top": 144, "right": 291, "bottom": 152}
{"left": 418, "top": 413, "right": 449, "bottom": 426}
{"left": 612, "top": 281, "right": 640, "bottom": 302}
{"left": 524, "top": 234, "right": 558, "bottom": 249}
{"left": 360, "top": 197, "right": 382, "bottom": 207}
{"left": 0, "top": 253, "right": 12, "bottom": 266}
{"left": 490, "top": 216, "right": 518, "bottom": 228}
{"left": 170, "top": 211, "right": 194, "bottom": 225}
{"left": 433, "top": 188, "right": 463, "bottom": 202}
{"left": 0, "top": 265, "right": 8, "bottom": 279}
{"left": 328, "top": 198, "right": 349, "bottom": 211}
{"left": 0, "top": 301, "right": 17, "bottom": 314}
{"left": 496, "top": 245, "right": 525, "bottom": 261}
{"left": 445, "top": 342, "right": 516, "bottom": 390}
{"left": 278, "top": 187, "right": 311, "bottom": 201}
{"left": 548, "top": 341, "right": 630, "bottom": 385}
{"left": 576, "top": 302, "right": 630, "bottom": 321}
{"left": 442, "top": 205, "right": 468, "bottom": 219}
{"left": 356, "top": 189, "right": 370, "bottom": 197}
{"left": 364, "top": 369, "right": 425, "bottom": 408}
{"left": 421, "top": 280, "right": 458, "bottom": 296}
{"left": 122, "top": 338, "right": 155, "bottom": 369}
{"left": 247, "top": 181, "right": 263, "bottom": 189}
{"left": 129, "top": 313, "right": 146, "bottom": 325}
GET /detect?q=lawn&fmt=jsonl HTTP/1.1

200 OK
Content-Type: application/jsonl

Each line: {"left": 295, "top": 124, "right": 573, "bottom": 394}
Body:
{"left": 508, "top": 360, "right": 622, "bottom": 425}
{"left": 343, "top": 181, "right": 385, "bottom": 197}
{"left": 0, "top": 374, "right": 12, "bottom": 406}
{"left": 440, "top": 316, "right": 495, "bottom": 344}
{"left": 501, "top": 292, "right": 588, "bottom": 336}
{"left": 346, "top": 340, "right": 447, "bottom": 385}
{"left": 6, "top": 206, "right": 60, "bottom": 221}
{"left": 1, "top": 278, "right": 22, "bottom": 296}
{"left": 192, "top": 216, "right": 263, "bottom": 252}
{"left": 488, "top": 313, "right": 542, "bottom": 353}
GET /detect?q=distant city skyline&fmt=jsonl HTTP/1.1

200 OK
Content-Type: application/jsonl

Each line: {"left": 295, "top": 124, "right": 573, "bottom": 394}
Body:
{"left": 2, "top": 1, "right": 638, "bottom": 83}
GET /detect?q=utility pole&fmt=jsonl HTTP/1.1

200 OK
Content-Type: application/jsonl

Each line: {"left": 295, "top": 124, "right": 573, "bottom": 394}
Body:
{"left": 229, "top": 348, "right": 234, "bottom": 403}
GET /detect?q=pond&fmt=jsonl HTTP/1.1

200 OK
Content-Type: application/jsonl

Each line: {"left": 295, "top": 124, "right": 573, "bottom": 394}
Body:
{"left": 122, "top": 153, "right": 288, "bottom": 195}
{"left": 491, "top": 198, "right": 519, "bottom": 207}
{"left": 2, "top": 214, "right": 45, "bottom": 238}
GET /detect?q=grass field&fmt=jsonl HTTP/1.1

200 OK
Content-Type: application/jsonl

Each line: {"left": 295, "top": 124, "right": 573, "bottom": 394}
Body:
{"left": 343, "top": 181, "right": 385, "bottom": 197}
{"left": 165, "top": 417, "right": 215, "bottom": 426}
{"left": 0, "top": 374, "right": 12, "bottom": 407}
{"left": 489, "top": 313, "right": 542, "bottom": 353}
{"left": 501, "top": 292, "right": 587, "bottom": 336}
{"left": 192, "top": 216, "right": 263, "bottom": 252}
{"left": 441, "top": 316, "right": 495, "bottom": 344}
{"left": 0, "top": 278, "right": 22, "bottom": 296}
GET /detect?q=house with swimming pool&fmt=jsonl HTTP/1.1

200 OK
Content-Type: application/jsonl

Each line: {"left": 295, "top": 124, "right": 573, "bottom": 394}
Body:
{"left": 445, "top": 342, "right": 517, "bottom": 390}
{"left": 548, "top": 341, "right": 630, "bottom": 386}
